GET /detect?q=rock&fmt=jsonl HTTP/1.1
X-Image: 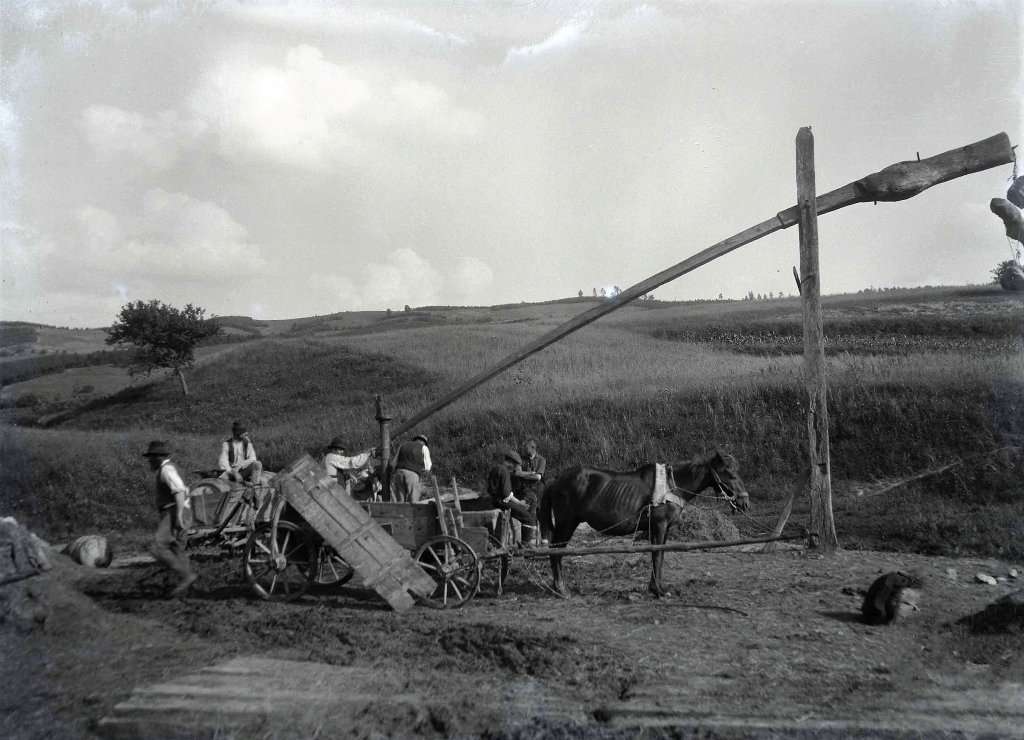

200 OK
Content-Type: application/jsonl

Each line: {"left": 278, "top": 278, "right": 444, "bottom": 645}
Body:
{"left": 975, "top": 573, "right": 998, "bottom": 586}
{"left": 0, "top": 517, "right": 52, "bottom": 584}
{"left": 1009, "top": 569, "right": 1019, "bottom": 580}
{"left": 944, "top": 568, "right": 958, "bottom": 581}
{"left": 960, "top": 589, "right": 1024, "bottom": 634}
{"left": 66, "top": 535, "right": 113, "bottom": 568}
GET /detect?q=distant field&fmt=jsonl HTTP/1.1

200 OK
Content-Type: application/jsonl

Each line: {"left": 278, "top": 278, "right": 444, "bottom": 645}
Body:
{"left": 0, "top": 285, "right": 1021, "bottom": 557}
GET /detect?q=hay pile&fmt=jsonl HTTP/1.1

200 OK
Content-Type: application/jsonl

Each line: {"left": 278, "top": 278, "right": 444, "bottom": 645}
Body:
{"left": 668, "top": 506, "right": 741, "bottom": 542}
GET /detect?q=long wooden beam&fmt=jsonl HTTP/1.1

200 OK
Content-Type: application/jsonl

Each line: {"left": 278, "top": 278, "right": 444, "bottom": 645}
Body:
{"left": 391, "top": 133, "right": 1013, "bottom": 438}
{"left": 520, "top": 529, "right": 810, "bottom": 558}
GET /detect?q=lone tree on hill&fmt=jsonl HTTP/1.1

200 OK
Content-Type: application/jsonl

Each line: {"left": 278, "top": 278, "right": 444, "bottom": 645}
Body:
{"left": 106, "top": 300, "right": 221, "bottom": 397}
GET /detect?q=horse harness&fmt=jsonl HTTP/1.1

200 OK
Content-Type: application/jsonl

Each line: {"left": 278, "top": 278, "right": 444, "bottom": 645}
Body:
{"left": 656, "top": 463, "right": 745, "bottom": 512}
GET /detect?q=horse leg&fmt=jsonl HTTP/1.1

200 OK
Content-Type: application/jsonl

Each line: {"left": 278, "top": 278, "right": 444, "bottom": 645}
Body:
{"left": 549, "top": 520, "right": 579, "bottom": 598}
{"left": 648, "top": 508, "right": 671, "bottom": 598}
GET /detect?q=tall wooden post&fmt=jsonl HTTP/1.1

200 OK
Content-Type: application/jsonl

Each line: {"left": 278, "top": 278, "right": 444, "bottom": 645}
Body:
{"left": 796, "top": 127, "right": 839, "bottom": 551}
{"left": 375, "top": 395, "right": 392, "bottom": 503}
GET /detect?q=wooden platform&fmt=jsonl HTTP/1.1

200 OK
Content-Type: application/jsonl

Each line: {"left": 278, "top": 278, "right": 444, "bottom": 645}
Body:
{"left": 276, "top": 455, "right": 436, "bottom": 612}
{"left": 98, "top": 656, "right": 585, "bottom": 738}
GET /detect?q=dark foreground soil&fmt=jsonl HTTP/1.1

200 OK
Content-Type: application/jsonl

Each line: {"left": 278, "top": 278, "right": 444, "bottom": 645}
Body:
{"left": 2, "top": 543, "right": 1023, "bottom": 739}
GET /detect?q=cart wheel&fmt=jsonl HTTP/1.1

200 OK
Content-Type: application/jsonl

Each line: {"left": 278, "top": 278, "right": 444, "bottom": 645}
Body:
{"left": 414, "top": 535, "right": 480, "bottom": 609}
{"left": 312, "top": 547, "right": 355, "bottom": 586}
{"left": 243, "top": 521, "right": 313, "bottom": 601}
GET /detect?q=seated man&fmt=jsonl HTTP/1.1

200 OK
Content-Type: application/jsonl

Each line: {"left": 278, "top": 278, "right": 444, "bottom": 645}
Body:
{"left": 322, "top": 437, "right": 378, "bottom": 497}
{"left": 486, "top": 450, "right": 537, "bottom": 547}
{"left": 512, "top": 438, "right": 546, "bottom": 515}
{"left": 218, "top": 421, "right": 263, "bottom": 485}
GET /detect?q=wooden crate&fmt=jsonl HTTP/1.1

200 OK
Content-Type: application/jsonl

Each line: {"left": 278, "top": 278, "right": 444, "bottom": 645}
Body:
{"left": 275, "top": 455, "right": 436, "bottom": 612}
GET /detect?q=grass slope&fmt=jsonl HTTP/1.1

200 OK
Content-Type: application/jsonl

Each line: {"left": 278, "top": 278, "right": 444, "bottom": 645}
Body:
{"left": 1, "top": 286, "right": 1021, "bottom": 557}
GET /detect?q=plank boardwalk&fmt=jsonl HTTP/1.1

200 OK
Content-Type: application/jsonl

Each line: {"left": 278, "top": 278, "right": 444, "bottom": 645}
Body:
{"left": 98, "top": 656, "right": 585, "bottom": 738}
{"left": 276, "top": 455, "right": 436, "bottom": 611}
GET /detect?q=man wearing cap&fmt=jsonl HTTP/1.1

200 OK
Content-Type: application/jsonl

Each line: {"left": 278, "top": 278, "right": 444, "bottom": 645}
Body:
{"left": 389, "top": 434, "right": 431, "bottom": 503}
{"left": 143, "top": 441, "right": 198, "bottom": 597}
{"left": 486, "top": 450, "right": 537, "bottom": 547}
{"left": 323, "top": 437, "right": 377, "bottom": 497}
{"left": 218, "top": 421, "right": 263, "bottom": 484}
{"left": 513, "top": 438, "right": 546, "bottom": 516}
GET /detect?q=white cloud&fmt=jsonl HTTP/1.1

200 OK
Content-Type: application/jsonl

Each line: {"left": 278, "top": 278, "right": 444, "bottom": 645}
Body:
{"left": 188, "top": 44, "right": 479, "bottom": 170}
{"left": 81, "top": 105, "right": 206, "bottom": 171}
{"left": 450, "top": 257, "right": 495, "bottom": 303}
{"left": 504, "top": 23, "right": 585, "bottom": 66}
{"left": 218, "top": 2, "right": 468, "bottom": 47}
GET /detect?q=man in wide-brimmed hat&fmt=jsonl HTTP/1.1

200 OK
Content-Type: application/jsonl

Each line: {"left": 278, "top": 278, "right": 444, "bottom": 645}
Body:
{"left": 322, "top": 437, "right": 378, "bottom": 498}
{"left": 143, "top": 441, "right": 197, "bottom": 596}
{"left": 389, "top": 434, "right": 432, "bottom": 503}
{"left": 218, "top": 421, "right": 263, "bottom": 484}
{"left": 485, "top": 449, "right": 537, "bottom": 547}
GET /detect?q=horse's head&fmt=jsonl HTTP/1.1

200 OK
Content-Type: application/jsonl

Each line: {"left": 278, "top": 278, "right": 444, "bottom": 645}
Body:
{"left": 705, "top": 449, "right": 750, "bottom": 512}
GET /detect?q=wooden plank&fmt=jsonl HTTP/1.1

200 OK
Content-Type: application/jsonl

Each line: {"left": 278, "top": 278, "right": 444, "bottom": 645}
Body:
{"left": 796, "top": 127, "right": 839, "bottom": 551}
{"left": 390, "top": 133, "right": 1013, "bottom": 437}
{"left": 276, "top": 455, "right": 435, "bottom": 611}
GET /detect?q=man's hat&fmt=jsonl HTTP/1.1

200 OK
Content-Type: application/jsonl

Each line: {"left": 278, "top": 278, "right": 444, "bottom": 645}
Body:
{"left": 142, "top": 441, "right": 171, "bottom": 457}
{"left": 327, "top": 436, "right": 346, "bottom": 451}
{"left": 504, "top": 450, "right": 523, "bottom": 466}
{"left": 412, "top": 434, "right": 428, "bottom": 445}
{"left": 232, "top": 421, "right": 248, "bottom": 435}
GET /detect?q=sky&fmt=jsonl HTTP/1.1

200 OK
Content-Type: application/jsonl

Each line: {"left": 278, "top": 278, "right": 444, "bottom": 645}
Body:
{"left": 1, "top": 0, "right": 1021, "bottom": 327}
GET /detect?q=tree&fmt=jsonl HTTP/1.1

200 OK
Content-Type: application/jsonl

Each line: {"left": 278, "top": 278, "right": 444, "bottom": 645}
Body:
{"left": 592, "top": 288, "right": 597, "bottom": 297}
{"left": 992, "top": 259, "right": 1024, "bottom": 291}
{"left": 106, "top": 300, "right": 221, "bottom": 397}
{"left": 404, "top": 305, "right": 411, "bottom": 312}
{"left": 717, "top": 293, "right": 723, "bottom": 300}
{"left": 578, "top": 290, "right": 584, "bottom": 298}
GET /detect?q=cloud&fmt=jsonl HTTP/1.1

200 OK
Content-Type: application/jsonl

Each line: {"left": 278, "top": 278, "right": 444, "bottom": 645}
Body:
{"left": 71, "top": 188, "right": 268, "bottom": 283}
{"left": 187, "top": 44, "right": 479, "bottom": 170}
{"left": 81, "top": 105, "right": 206, "bottom": 171}
{"left": 504, "top": 23, "right": 585, "bottom": 66}
{"left": 309, "top": 249, "right": 496, "bottom": 310}
{"left": 218, "top": 2, "right": 468, "bottom": 47}
{"left": 449, "top": 257, "right": 495, "bottom": 303}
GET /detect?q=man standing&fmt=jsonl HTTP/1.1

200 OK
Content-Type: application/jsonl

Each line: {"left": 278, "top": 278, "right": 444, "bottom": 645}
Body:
{"left": 487, "top": 450, "right": 537, "bottom": 547}
{"left": 389, "top": 434, "right": 431, "bottom": 503}
{"left": 143, "top": 441, "right": 197, "bottom": 597}
{"left": 219, "top": 421, "right": 263, "bottom": 484}
{"left": 323, "top": 437, "right": 378, "bottom": 498}
{"left": 513, "top": 438, "right": 546, "bottom": 514}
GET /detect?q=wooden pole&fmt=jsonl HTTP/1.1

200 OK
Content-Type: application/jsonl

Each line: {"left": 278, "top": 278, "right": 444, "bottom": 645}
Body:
{"left": 389, "top": 133, "right": 1012, "bottom": 438}
{"left": 796, "top": 127, "right": 839, "bottom": 551}
{"left": 375, "top": 395, "right": 392, "bottom": 503}
{"left": 522, "top": 530, "right": 809, "bottom": 558}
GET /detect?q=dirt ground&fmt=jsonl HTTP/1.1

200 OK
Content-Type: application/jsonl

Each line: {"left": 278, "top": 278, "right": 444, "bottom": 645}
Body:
{"left": 2, "top": 542, "right": 1023, "bottom": 739}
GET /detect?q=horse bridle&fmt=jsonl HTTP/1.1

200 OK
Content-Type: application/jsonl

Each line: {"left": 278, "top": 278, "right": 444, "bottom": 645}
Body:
{"left": 666, "top": 462, "right": 746, "bottom": 512}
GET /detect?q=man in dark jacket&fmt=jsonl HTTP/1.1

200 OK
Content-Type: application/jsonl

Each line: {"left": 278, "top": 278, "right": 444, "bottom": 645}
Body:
{"left": 390, "top": 434, "right": 432, "bottom": 502}
{"left": 513, "top": 438, "right": 546, "bottom": 516}
{"left": 486, "top": 450, "right": 537, "bottom": 547}
{"left": 144, "top": 441, "right": 198, "bottom": 597}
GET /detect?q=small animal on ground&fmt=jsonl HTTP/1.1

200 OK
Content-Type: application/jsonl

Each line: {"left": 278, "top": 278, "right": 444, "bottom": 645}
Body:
{"left": 861, "top": 571, "right": 923, "bottom": 625}
{"left": 538, "top": 450, "right": 750, "bottom": 598}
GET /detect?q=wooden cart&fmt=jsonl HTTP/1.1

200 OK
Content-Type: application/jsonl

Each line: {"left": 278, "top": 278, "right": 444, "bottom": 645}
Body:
{"left": 242, "top": 455, "right": 514, "bottom": 610}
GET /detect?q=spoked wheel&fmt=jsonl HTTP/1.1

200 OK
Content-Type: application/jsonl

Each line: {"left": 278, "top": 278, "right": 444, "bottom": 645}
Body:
{"left": 243, "top": 521, "right": 314, "bottom": 602}
{"left": 312, "top": 547, "right": 355, "bottom": 587}
{"left": 414, "top": 535, "right": 480, "bottom": 609}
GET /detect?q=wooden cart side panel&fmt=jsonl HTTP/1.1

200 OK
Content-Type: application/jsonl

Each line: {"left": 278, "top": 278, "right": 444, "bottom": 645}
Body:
{"left": 276, "top": 456, "right": 435, "bottom": 612}
{"left": 361, "top": 502, "right": 443, "bottom": 551}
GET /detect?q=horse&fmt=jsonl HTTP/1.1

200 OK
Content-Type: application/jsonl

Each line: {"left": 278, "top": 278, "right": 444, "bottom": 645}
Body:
{"left": 537, "top": 450, "right": 750, "bottom": 597}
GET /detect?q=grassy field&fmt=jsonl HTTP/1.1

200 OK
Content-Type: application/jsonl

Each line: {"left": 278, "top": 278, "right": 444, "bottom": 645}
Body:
{"left": 0, "top": 285, "right": 1021, "bottom": 558}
